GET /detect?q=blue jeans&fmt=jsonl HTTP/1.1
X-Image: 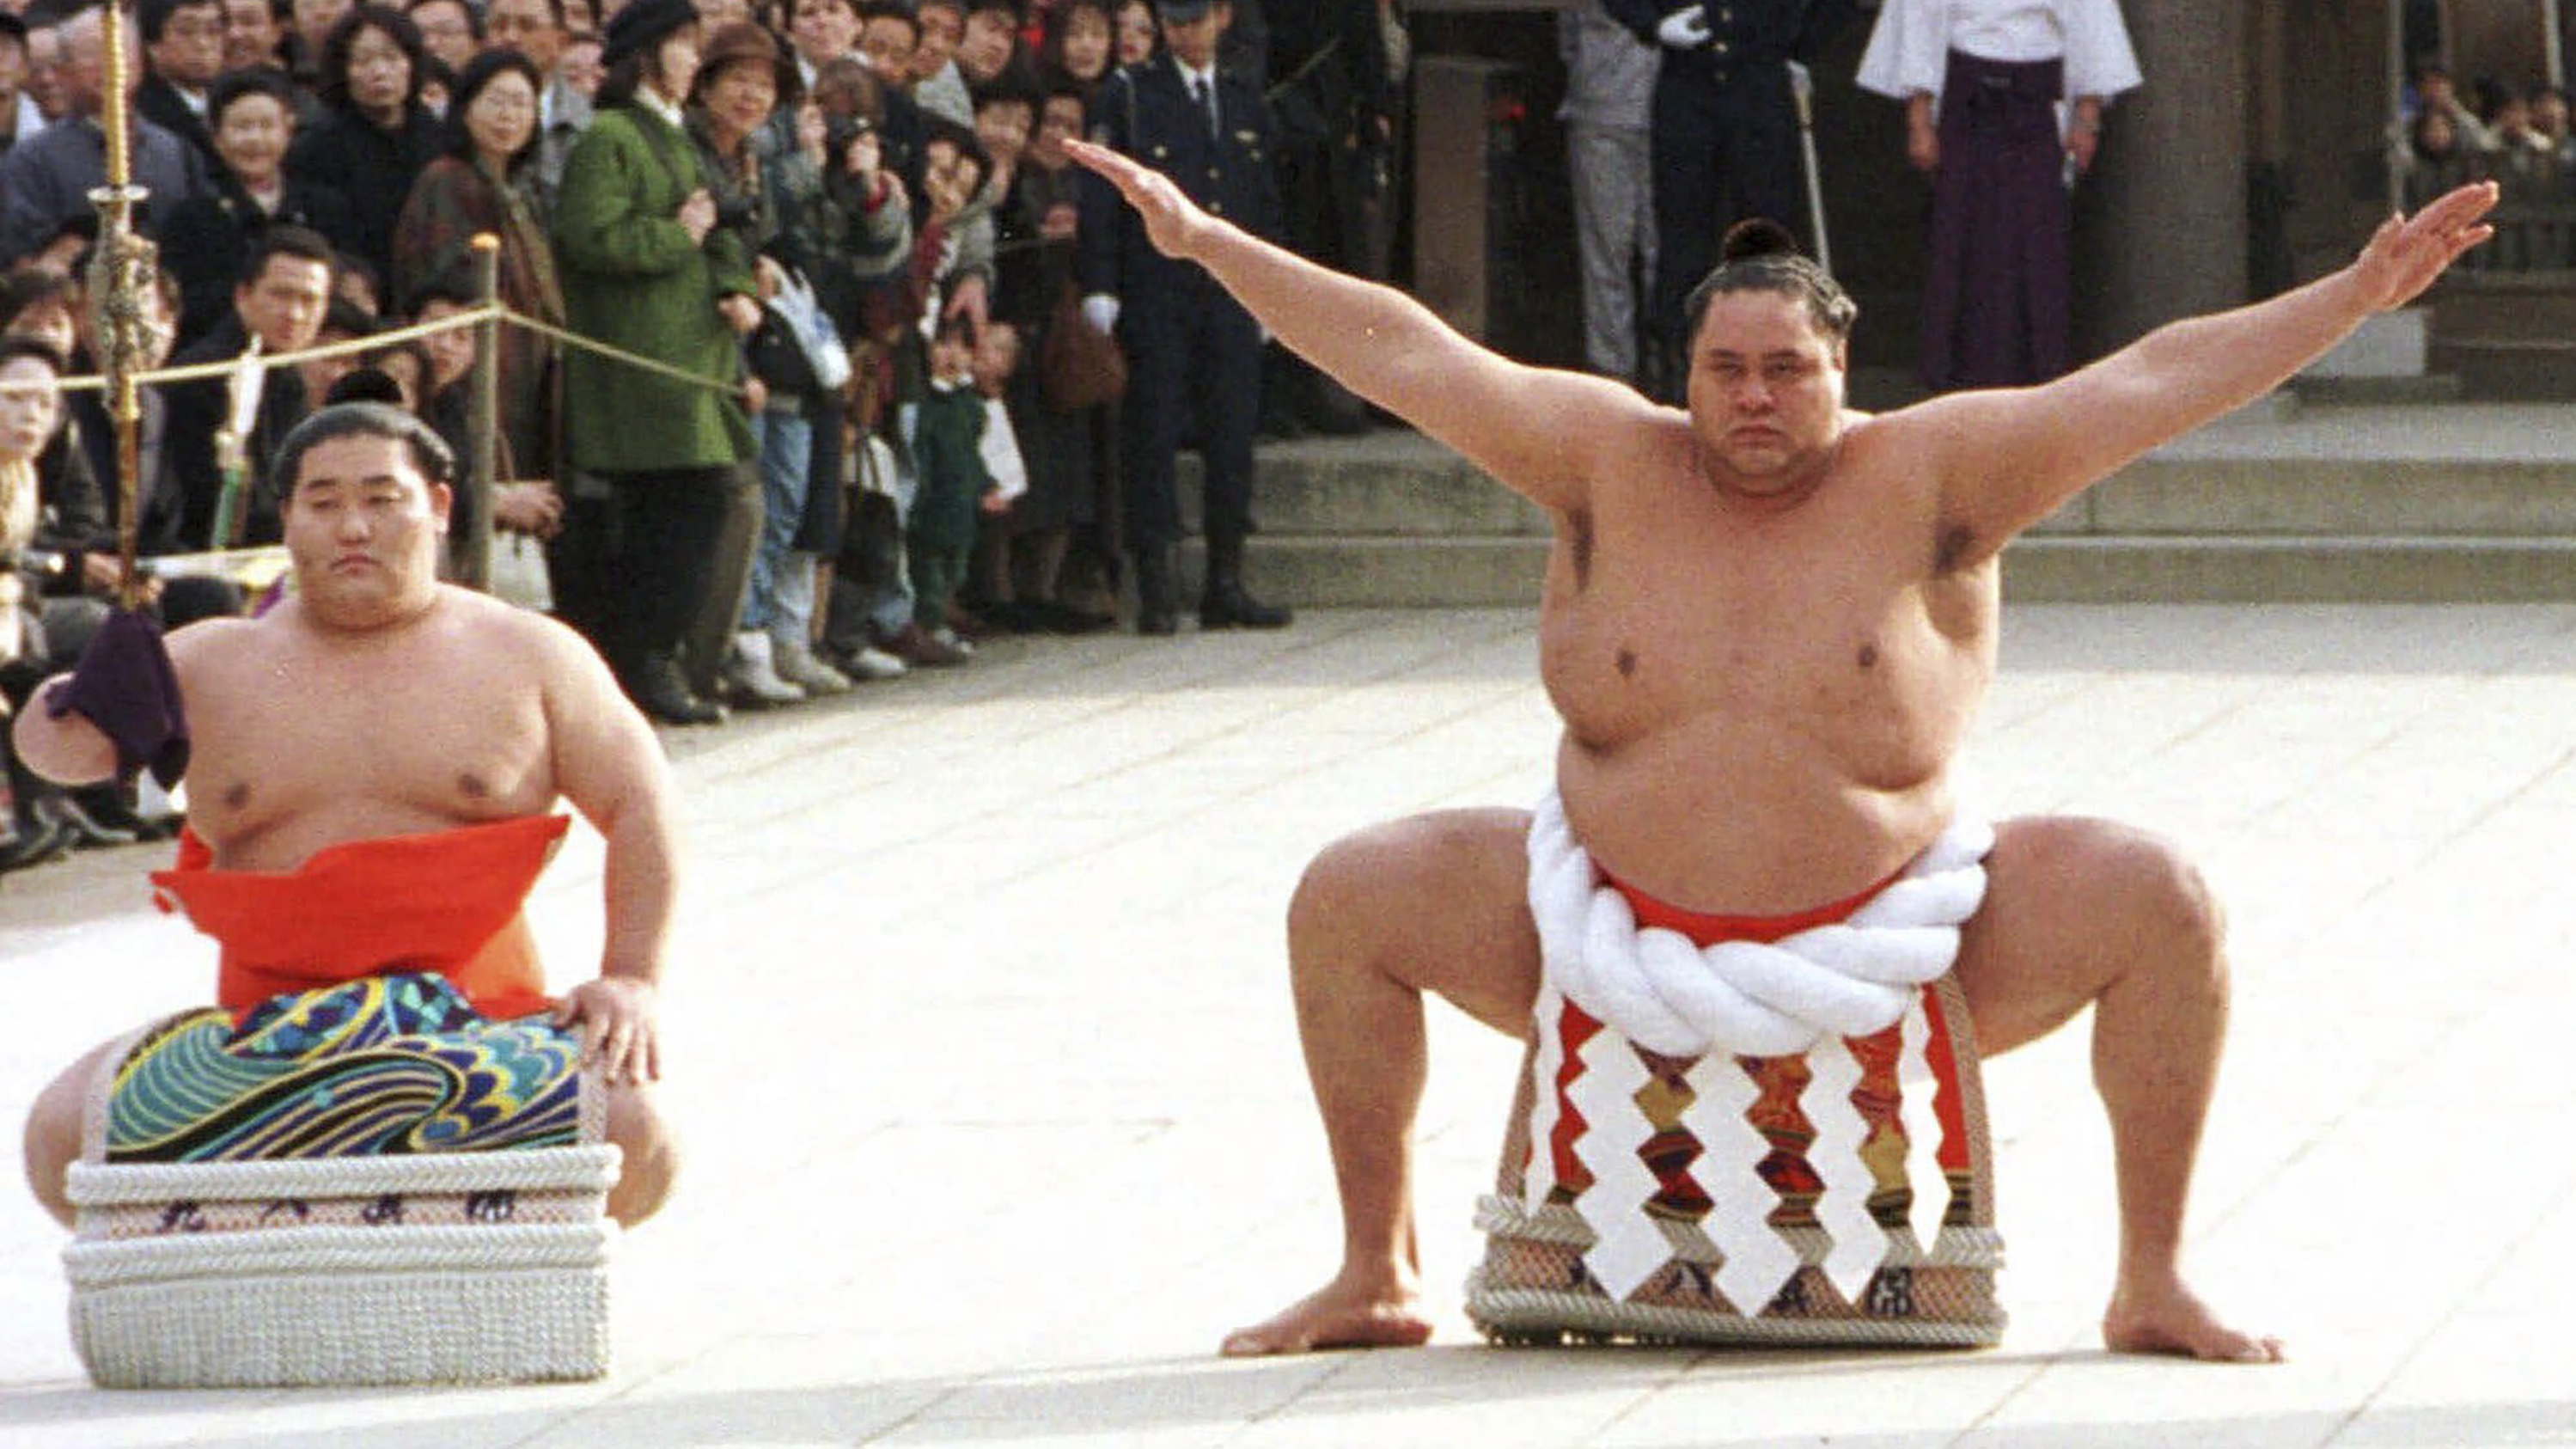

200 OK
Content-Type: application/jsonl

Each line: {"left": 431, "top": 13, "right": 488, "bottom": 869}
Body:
{"left": 740, "top": 408, "right": 813, "bottom": 633}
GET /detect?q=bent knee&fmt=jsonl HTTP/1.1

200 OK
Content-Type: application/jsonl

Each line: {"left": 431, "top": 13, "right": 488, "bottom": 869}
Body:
{"left": 601, "top": 1086, "right": 678, "bottom": 1227}
{"left": 1288, "top": 810, "right": 1529, "bottom": 951}
{"left": 22, "top": 1038, "right": 125, "bottom": 1231}
{"left": 2087, "top": 825, "right": 2227, "bottom": 974}
{"left": 22, "top": 1106, "right": 78, "bottom": 1230}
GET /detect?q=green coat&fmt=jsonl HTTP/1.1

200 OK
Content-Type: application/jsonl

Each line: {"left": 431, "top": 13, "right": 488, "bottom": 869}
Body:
{"left": 552, "top": 103, "right": 758, "bottom": 474}
{"left": 907, "top": 385, "right": 990, "bottom": 553}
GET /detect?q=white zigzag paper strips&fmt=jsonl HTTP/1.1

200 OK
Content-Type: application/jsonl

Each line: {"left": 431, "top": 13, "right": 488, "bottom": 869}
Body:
{"left": 1521, "top": 984, "right": 1566, "bottom": 1213}
{"left": 1804, "top": 1034, "right": 1885, "bottom": 1304}
{"left": 1566, "top": 1027, "right": 1665, "bottom": 1299}
{"left": 1682, "top": 1049, "right": 1799, "bottom": 1314}
{"left": 1895, "top": 992, "right": 1946, "bottom": 1251}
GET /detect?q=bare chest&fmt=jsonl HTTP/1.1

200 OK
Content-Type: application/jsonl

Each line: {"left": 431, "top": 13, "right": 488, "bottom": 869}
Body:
{"left": 182, "top": 639, "right": 555, "bottom": 866}
{"left": 1537, "top": 490, "right": 1995, "bottom": 766}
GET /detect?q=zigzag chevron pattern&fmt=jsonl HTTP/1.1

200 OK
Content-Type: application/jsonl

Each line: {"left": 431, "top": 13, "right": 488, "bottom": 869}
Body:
{"left": 1566, "top": 1028, "right": 1666, "bottom": 1300}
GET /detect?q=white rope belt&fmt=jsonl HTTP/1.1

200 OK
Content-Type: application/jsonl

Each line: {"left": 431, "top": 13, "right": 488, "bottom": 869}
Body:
{"left": 1521, "top": 786, "right": 1994, "bottom": 1313}
{"left": 1526, "top": 787, "right": 1993, "bottom": 1059}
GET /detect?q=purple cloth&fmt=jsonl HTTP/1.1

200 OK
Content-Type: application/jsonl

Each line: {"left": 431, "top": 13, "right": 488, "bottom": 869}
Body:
{"left": 43, "top": 608, "right": 189, "bottom": 788}
{"left": 1920, "top": 50, "right": 2072, "bottom": 392}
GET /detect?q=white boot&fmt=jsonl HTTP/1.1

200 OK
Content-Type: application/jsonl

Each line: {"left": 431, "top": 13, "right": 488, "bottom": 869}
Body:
{"left": 723, "top": 631, "right": 806, "bottom": 707}
{"left": 772, "top": 633, "right": 854, "bottom": 694}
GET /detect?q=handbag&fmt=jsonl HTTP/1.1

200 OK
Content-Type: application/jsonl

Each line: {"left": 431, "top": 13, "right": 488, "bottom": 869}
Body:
{"left": 1041, "top": 279, "right": 1126, "bottom": 412}
{"left": 769, "top": 262, "right": 852, "bottom": 393}
{"left": 751, "top": 263, "right": 852, "bottom": 396}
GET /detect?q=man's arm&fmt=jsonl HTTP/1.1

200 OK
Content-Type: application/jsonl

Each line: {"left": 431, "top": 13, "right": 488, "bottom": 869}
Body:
{"left": 539, "top": 616, "right": 681, "bottom": 1084}
{"left": 9, "top": 675, "right": 114, "bottom": 781}
{"left": 10, "top": 614, "right": 219, "bottom": 784}
{"left": 1066, "top": 138, "right": 1640, "bottom": 512}
{"left": 1922, "top": 182, "right": 2498, "bottom": 564}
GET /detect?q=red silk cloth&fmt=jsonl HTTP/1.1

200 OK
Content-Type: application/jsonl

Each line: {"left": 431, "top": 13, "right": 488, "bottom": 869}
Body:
{"left": 152, "top": 814, "right": 570, "bottom": 1024}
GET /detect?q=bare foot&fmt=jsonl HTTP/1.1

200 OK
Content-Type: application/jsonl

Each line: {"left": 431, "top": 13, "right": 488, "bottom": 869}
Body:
{"left": 1220, "top": 1270, "right": 1434, "bottom": 1356}
{"left": 2103, "top": 1275, "right": 2286, "bottom": 1363}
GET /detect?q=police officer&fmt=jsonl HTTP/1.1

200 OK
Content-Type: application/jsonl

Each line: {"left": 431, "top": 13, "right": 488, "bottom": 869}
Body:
{"left": 1606, "top": 0, "right": 1854, "bottom": 398}
{"left": 1078, "top": 0, "right": 1290, "bottom": 635}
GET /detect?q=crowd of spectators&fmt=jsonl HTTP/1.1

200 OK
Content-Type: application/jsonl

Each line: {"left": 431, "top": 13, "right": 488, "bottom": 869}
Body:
{"left": 2404, "top": 61, "right": 2576, "bottom": 214}
{"left": 0, "top": 0, "right": 1409, "bottom": 878}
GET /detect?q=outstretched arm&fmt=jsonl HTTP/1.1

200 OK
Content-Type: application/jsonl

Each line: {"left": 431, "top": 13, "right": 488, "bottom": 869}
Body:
{"left": 1919, "top": 181, "right": 2497, "bottom": 565}
{"left": 1066, "top": 138, "right": 1645, "bottom": 512}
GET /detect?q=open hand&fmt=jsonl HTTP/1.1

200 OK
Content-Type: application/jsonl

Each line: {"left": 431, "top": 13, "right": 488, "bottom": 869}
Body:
{"left": 2350, "top": 181, "right": 2498, "bottom": 312}
{"left": 555, "top": 975, "right": 662, "bottom": 1085}
{"left": 1065, "top": 136, "right": 1217, "bottom": 261}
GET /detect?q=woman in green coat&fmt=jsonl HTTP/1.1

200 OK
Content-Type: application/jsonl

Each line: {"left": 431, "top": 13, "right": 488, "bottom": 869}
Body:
{"left": 551, "top": 0, "right": 762, "bottom": 725}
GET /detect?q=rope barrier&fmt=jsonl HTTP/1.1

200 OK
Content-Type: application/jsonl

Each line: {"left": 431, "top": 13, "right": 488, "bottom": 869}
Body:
{"left": 500, "top": 309, "right": 756, "bottom": 397}
{"left": 52, "top": 302, "right": 749, "bottom": 399}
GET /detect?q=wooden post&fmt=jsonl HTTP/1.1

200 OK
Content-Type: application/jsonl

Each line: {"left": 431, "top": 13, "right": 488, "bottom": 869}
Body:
{"left": 2388, "top": 0, "right": 2408, "bottom": 216}
{"left": 464, "top": 233, "right": 501, "bottom": 591}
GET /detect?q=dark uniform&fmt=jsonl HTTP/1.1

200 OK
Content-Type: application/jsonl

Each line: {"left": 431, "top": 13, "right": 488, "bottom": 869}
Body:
{"left": 1605, "top": 0, "right": 1853, "bottom": 394}
{"left": 1267, "top": 0, "right": 1395, "bottom": 435}
{"left": 1079, "top": 7, "right": 1290, "bottom": 633}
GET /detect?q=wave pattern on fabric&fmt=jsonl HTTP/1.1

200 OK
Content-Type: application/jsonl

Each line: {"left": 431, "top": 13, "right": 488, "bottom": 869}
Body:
{"left": 106, "top": 974, "right": 583, "bottom": 1162}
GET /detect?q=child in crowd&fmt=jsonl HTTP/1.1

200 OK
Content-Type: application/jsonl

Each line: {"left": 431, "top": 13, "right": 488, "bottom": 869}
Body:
{"left": 831, "top": 119, "right": 989, "bottom": 667}
{"left": 968, "top": 319, "right": 1026, "bottom": 626}
{"left": 902, "top": 315, "right": 994, "bottom": 661}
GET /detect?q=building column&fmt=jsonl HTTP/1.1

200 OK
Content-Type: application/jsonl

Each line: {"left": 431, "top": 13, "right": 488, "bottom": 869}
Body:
{"left": 2078, "top": 0, "right": 2251, "bottom": 353}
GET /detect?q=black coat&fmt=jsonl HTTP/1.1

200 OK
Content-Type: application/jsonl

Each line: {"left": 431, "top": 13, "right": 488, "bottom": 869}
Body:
{"left": 1602, "top": 0, "right": 1855, "bottom": 81}
{"left": 1267, "top": 0, "right": 1391, "bottom": 144}
{"left": 65, "top": 384, "right": 188, "bottom": 559}
{"left": 282, "top": 103, "right": 443, "bottom": 281}
{"left": 1077, "top": 54, "right": 1283, "bottom": 306}
{"left": 162, "top": 313, "right": 311, "bottom": 549}
{"left": 27, "top": 423, "right": 107, "bottom": 588}
{"left": 157, "top": 178, "right": 360, "bottom": 350}
{"left": 136, "top": 74, "right": 221, "bottom": 168}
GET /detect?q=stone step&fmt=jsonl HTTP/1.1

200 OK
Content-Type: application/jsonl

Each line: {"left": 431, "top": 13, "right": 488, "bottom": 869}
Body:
{"left": 1217, "top": 533, "right": 2576, "bottom": 606}
{"left": 2426, "top": 338, "right": 2576, "bottom": 400}
{"left": 1191, "top": 435, "right": 2576, "bottom": 539}
{"left": 2285, "top": 374, "right": 2467, "bottom": 407}
{"left": 2431, "top": 272, "right": 2576, "bottom": 338}
{"left": 1999, "top": 535, "right": 2576, "bottom": 602}
{"left": 2064, "top": 453, "right": 2576, "bottom": 535}
{"left": 1194, "top": 535, "right": 1547, "bottom": 608}
{"left": 1182, "top": 437, "right": 1552, "bottom": 538}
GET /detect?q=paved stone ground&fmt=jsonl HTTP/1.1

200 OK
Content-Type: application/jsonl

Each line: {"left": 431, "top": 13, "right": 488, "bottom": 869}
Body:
{"left": 5, "top": 603, "right": 2575, "bottom": 1448}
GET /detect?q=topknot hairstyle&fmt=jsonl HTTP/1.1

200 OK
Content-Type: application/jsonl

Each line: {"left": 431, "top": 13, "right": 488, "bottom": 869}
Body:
{"left": 1682, "top": 218, "right": 1859, "bottom": 349}
{"left": 273, "top": 401, "right": 457, "bottom": 496}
